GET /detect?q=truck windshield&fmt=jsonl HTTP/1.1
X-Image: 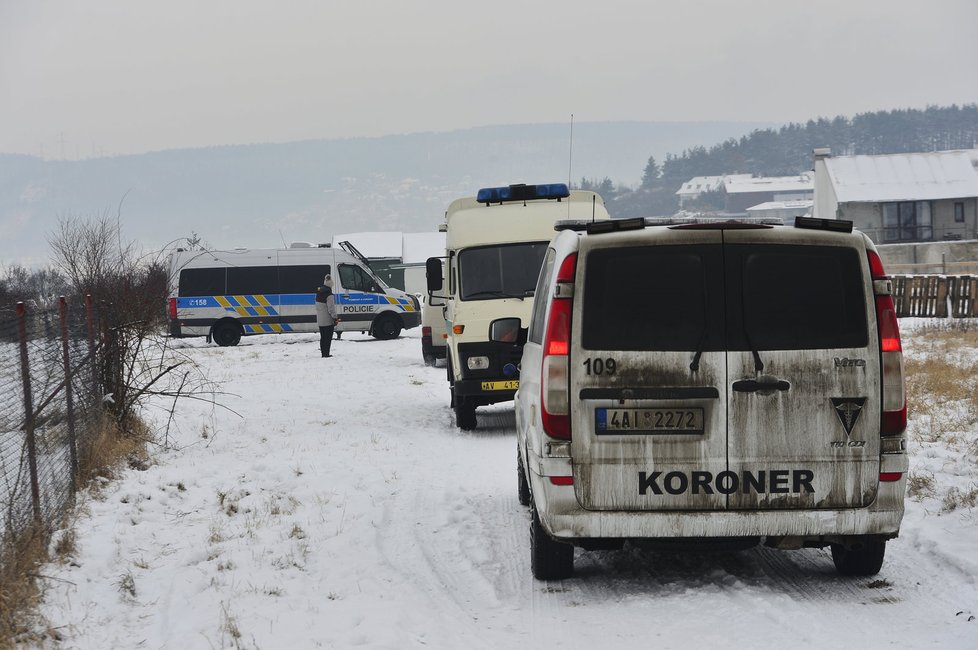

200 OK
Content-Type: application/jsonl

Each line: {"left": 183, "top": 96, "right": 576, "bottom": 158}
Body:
{"left": 458, "top": 242, "right": 548, "bottom": 301}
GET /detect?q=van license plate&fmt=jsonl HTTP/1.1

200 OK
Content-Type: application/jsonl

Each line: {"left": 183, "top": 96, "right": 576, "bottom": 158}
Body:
{"left": 481, "top": 380, "right": 519, "bottom": 391}
{"left": 595, "top": 408, "right": 704, "bottom": 435}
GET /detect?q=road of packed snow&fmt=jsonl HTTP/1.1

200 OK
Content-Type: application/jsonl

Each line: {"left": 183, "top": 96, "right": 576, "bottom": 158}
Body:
{"left": 34, "top": 325, "right": 978, "bottom": 649}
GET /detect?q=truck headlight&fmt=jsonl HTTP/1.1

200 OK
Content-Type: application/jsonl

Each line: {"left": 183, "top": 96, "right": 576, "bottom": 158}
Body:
{"left": 466, "top": 356, "right": 490, "bottom": 370}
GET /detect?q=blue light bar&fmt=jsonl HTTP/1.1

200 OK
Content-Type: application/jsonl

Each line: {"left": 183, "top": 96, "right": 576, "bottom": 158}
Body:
{"left": 477, "top": 183, "right": 570, "bottom": 204}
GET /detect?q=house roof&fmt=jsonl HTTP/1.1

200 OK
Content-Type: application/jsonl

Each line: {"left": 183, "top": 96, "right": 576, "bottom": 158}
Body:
{"left": 824, "top": 151, "right": 978, "bottom": 203}
{"left": 675, "top": 174, "right": 751, "bottom": 196}
{"left": 746, "top": 199, "right": 814, "bottom": 212}
{"left": 332, "top": 232, "right": 404, "bottom": 259}
{"left": 724, "top": 173, "right": 814, "bottom": 194}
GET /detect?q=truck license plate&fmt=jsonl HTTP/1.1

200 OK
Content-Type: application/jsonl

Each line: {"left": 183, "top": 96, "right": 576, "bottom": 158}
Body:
{"left": 481, "top": 380, "right": 519, "bottom": 391}
{"left": 595, "top": 408, "right": 704, "bottom": 435}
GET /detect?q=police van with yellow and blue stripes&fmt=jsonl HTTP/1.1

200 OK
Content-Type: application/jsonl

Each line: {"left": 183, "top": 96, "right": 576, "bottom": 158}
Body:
{"left": 167, "top": 243, "right": 419, "bottom": 346}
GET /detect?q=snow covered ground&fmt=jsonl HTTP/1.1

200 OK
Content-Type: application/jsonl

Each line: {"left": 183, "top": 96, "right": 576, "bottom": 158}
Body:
{"left": 33, "top": 324, "right": 978, "bottom": 649}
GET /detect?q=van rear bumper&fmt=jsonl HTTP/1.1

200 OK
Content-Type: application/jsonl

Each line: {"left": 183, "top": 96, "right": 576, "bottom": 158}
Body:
{"left": 529, "top": 468, "right": 905, "bottom": 541}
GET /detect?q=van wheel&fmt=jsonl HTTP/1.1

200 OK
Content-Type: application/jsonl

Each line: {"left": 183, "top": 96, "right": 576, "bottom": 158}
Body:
{"left": 517, "top": 448, "right": 531, "bottom": 506}
{"left": 372, "top": 314, "right": 402, "bottom": 340}
{"left": 423, "top": 353, "right": 436, "bottom": 367}
{"left": 531, "top": 504, "right": 573, "bottom": 580}
{"left": 454, "top": 396, "right": 477, "bottom": 430}
{"left": 831, "top": 539, "right": 886, "bottom": 576}
{"left": 212, "top": 322, "right": 242, "bottom": 347}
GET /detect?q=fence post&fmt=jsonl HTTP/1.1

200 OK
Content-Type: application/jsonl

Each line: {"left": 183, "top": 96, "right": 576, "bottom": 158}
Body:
{"left": 16, "top": 302, "right": 42, "bottom": 523}
{"left": 86, "top": 294, "right": 97, "bottom": 390}
{"left": 59, "top": 296, "right": 79, "bottom": 485}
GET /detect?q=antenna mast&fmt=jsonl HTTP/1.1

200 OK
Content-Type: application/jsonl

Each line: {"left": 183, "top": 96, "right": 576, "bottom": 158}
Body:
{"left": 568, "top": 113, "right": 574, "bottom": 217}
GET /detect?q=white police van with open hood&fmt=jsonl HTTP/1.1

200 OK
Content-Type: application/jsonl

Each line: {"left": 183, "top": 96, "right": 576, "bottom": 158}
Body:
{"left": 426, "top": 183, "right": 609, "bottom": 430}
{"left": 167, "top": 243, "right": 419, "bottom": 346}
{"left": 509, "top": 216, "right": 908, "bottom": 580}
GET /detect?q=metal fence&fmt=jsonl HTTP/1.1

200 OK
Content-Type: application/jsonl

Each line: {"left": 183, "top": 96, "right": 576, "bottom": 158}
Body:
{"left": 892, "top": 275, "right": 978, "bottom": 318}
{"left": 1, "top": 297, "right": 104, "bottom": 554}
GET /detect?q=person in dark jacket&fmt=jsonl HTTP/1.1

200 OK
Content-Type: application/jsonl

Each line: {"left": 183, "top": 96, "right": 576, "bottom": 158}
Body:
{"left": 315, "top": 275, "right": 339, "bottom": 357}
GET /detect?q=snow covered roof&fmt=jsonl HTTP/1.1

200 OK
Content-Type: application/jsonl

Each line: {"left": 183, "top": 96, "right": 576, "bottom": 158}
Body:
{"left": 724, "top": 173, "right": 814, "bottom": 194}
{"left": 824, "top": 151, "right": 978, "bottom": 203}
{"left": 332, "top": 231, "right": 404, "bottom": 259}
{"left": 746, "top": 199, "right": 814, "bottom": 212}
{"left": 675, "top": 174, "right": 752, "bottom": 196}
{"left": 401, "top": 232, "right": 445, "bottom": 264}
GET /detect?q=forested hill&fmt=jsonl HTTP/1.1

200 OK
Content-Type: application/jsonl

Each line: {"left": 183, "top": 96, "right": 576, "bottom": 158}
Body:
{"left": 607, "top": 104, "right": 978, "bottom": 217}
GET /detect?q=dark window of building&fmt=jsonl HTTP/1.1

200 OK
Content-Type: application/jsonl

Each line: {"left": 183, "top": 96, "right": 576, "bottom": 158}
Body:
{"left": 279, "top": 265, "right": 330, "bottom": 294}
{"left": 883, "top": 201, "right": 932, "bottom": 242}
{"left": 227, "top": 267, "right": 278, "bottom": 295}
{"left": 955, "top": 202, "right": 965, "bottom": 223}
{"left": 179, "top": 268, "right": 226, "bottom": 297}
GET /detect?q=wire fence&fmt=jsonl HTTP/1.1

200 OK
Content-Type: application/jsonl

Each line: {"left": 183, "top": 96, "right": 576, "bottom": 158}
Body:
{"left": 0, "top": 297, "right": 104, "bottom": 556}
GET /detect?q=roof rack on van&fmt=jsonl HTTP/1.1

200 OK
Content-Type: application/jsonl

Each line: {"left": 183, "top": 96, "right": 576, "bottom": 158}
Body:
{"left": 578, "top": 216, "right": 784, "bottom": 236}
{"left": 794, "top": 216, "right": 854, "bottom": 233}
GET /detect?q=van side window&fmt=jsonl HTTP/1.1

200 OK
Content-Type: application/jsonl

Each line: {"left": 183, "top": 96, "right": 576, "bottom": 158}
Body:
{"left": 339, "top": 264, "right": 379, "bottom": 293}
{"left": 528, "top": 248, "right": 556, "bottom": 344}
{"left": 227, "top": 266, "right": 278, "bottom": 295}
{"left": 179, "top": 268, "right": 226, "bottom": 297}
{"left": 279, "top": 265, "right": 330, "bottom": 294}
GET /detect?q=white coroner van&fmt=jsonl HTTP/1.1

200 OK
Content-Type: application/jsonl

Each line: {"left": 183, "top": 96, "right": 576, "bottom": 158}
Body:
{"left": 512, "top": 216, "right": 908, "bottom": 580}
{"left": 426, "top": 183, "right": 609, "bottom": 430}
{"left": 167, "top": 244, "right": 420, "bottom": 346}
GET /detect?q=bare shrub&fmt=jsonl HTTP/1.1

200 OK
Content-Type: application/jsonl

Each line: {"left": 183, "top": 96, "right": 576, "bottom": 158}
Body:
{"left": 906, "top": 472, "right": 937, "bottom": 500}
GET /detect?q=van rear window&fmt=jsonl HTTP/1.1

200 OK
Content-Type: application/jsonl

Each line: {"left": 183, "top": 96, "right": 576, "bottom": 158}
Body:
{"left": 581, "top": 243, "right": 868, "bottom": 352}
{"left": 727, "top": 244, "right": 868, "bottom": 350}
{"left": 582, "top": 245, "right": 725, "bottom": 351}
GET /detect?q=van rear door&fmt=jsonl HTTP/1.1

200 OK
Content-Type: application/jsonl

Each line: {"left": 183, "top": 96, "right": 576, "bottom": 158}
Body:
{"left": 571, "top": 230, "right": 728, "bottom": 511}
{"left": 722, "top": 230, "right": 880, "bottom": 510}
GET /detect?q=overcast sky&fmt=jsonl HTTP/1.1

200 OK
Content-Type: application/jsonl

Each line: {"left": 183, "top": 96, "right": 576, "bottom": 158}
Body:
{"left": 2, "top": 0, "right": 977, "bottom": 159}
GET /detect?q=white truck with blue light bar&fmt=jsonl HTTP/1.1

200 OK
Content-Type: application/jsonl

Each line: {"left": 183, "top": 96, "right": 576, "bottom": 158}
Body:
{"left": 167, "top": 244, "right": 419, "bottom": 346}
{"left": 425, "top": 183, "right": 610, "bottom": 430}
{"left": 509, "top": 215, "right": 908, "bottom": 580}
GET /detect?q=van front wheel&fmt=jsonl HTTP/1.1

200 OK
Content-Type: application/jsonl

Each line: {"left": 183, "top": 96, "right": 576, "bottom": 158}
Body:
{"left": 372, "top": 314, "right": 402, "bottom": 340}
{"left": 831, "top": 538, "right": 886, "bottom": 576}
{"left": 454, "top": 396, "right": 477, "bottom": 430}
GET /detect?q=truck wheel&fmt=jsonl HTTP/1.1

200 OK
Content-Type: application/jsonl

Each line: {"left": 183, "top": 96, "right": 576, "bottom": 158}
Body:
{"left": 517, "top": 448, "right": 531, "bottom": 506}
{"left": 454, "top": 396, "right": 477, "bottom": 430}
{"left": 531, "top": 504, "right": 573, "bottom": 580}
{"left": 831, "top": 539, "right": 886, "bottom": 576}
{"left": 372, "top": 314, "right": 402, "bottom": 340}
{"left": 212, "top": 322, "right": 242, "bottom": 347}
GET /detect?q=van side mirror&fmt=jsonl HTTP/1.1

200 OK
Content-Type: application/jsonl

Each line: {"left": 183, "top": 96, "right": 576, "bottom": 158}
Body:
{"left": 489, "top": 317, "right": 522, "bottom": 344}
{"left": 426, "top": 257, "right": 443, "bottom": 292}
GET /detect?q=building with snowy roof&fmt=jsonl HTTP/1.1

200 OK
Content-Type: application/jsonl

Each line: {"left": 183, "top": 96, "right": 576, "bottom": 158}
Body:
{"left": 675, "top": 174, "right": 752, "bottom": 208}
{"left": 813, "top": 148, "right": 978, "bottom": 244}
{"left": 722, "top": 173, "right": 814, "bottom": 214}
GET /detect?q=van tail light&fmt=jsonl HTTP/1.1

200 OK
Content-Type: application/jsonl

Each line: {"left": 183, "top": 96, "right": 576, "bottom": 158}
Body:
{"left": 168, "top": 297, "right": 178, "bottom": 320}
{"left": 422, "top": 326, "right": 432, "bottom": 337}
{"left": 541, "top": 253, "right": 576, "bottom": 440}
{"left": 868, "top": 250, "right": 906, "bottom": 437}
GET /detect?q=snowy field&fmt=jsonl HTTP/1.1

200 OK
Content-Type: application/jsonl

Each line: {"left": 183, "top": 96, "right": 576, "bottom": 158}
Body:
{"left": 33, "top": 324, "right": 978, "bottom": 649}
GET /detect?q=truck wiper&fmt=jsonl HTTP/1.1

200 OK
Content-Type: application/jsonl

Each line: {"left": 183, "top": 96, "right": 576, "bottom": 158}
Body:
{"left": 466, "top": 290, "right": 524, "bottom": 300}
